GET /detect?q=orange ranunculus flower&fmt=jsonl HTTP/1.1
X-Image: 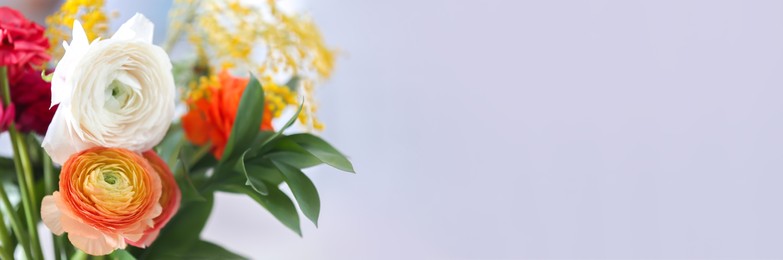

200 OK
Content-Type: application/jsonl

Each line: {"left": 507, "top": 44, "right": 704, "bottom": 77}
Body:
{"left": 182, "top": 70, "right": 273, "bottom": 159}
{"left": 127, "top": 150, "right": 181, "bottom": 247}
{"left": 41, "top": 147, "right": 163, "bottom": 256}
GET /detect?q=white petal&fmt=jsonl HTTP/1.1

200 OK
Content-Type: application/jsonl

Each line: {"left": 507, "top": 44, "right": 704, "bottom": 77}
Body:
{"left": 70, "top": 20, "right": 89, "bottom": 48}
{"left": 42, "top": 108, "right": 91, "bottom": 165}
{"left": 112, "top": 13, "right": 154, "bottom": 43}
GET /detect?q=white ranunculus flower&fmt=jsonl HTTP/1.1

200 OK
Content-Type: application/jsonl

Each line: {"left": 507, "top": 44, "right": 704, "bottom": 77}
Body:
{"left": 42, "top": 14, "right": 175, "bottom": 164}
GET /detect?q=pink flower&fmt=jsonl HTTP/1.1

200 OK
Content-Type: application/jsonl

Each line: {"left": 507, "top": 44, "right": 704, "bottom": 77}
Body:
{"left": 0, "top": 7, "right": 50, "bottom": 82}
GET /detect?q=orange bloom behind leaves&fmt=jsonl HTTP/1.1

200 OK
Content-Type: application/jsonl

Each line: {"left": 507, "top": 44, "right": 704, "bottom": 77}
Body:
{"left": 182, "top": 70, "right": 273, "bottom": 159}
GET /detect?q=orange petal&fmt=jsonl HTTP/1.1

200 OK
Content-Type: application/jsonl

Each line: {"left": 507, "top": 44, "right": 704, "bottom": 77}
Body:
{"left": 128, "top": 150, "right": 181, "bottom": 247}
{"left": 182, "top": 110, "right": 209, "bottom": 145}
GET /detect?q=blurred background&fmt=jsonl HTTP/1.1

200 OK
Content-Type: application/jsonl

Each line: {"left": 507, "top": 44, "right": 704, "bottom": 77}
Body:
{"left": 5, "top": 0, "right": 783, "bottom": 258}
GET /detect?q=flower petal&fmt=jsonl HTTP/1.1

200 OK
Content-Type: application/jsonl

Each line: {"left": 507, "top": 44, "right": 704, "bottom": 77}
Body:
{"left": 111, "top": 13, "right": 154, "bottom": 43}
{"left": 42, "top": 109, "right": 91, "bottom": 164}
{"left": 68, "top": 231, "right": 119, "bottom": 256}
{"left": 51, "top": 20, "right": 89, "bottom": 107}
{"left": 41, "top": 194, "right": 63, "bottom": 235}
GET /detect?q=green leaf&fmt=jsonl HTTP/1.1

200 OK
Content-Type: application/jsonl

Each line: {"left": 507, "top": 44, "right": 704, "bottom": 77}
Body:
{"left": 236, "top": 149, "right": 268, "bottom": 195}
{"left": 109, "top": 249, "right": 136, "bottom": 260}
{"left": 250, "top": 137, "right": 323, "bottom": 169}
{"left": 220, "top": 184, "right": 302, "bottom": 236}
{"left": 180, "top": 240, "right": 248, "bottom": 259}
{"left": 219, "top": 163, "right": 285, "bottom": 192}
{"left": 288, "top": 134, "right": 355, "bottom": 173}
{"left": 264, "top": 151, "right": 323, "bottom": 169}
{"left": 222, "top": 74, "right": 265, "bottom": 160}
{"left": 240, "top": 131, "right": 276, "bottom": 158}
{"left": 271, "top": 161, "right": 320, "bottom": 226}
{"left": 255, "top": 101, "right": 304, "bottom": 151}
{"left": 279, "top": 100, "right": 304, "bottom": 134}
{"left": 176, "top": 146, "right": 206, "bottom": 203}
{"left": 239, "top": 164, "right": 285, "bottom": 186}
{"left": 155, "top": 122, "right": 184, "bottom": 167}
{"left": 139, "top": 193, "right": 214, "bottom": 259}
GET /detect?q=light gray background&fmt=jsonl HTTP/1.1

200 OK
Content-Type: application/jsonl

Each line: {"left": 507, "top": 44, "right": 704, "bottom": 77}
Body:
{"left": 4, "top": 0, "right": 783, "bottom": 259}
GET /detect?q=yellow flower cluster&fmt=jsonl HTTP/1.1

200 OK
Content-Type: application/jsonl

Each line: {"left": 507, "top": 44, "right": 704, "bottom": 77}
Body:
{"left": 263, "top": 78, "right": 298, "bottom": 119}
{"left": 175, "top": 0, "right": 334, "bottom": 130}
{"left": 186, "top": 73, "right": 219, "bottom": 102}
{"left": 186, "top": 73, "right": 299, "bottom": 121}
{"left": 45, "top": 0, "right": 111, "bottom": 62}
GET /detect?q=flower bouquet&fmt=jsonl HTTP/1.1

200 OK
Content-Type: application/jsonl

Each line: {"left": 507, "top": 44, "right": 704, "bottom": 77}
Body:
{"left": 0, "top": 0, "right": 353, "bottom": 259}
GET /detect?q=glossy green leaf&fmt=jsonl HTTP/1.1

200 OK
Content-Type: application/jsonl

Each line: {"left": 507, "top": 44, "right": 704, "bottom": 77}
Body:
{"left": 139, "top": 193, "right": 214, "bottom": 259}
{"left": 288, "top": 134, "right": 355, "bottom": 173}
{"left": 180, "top": 240, "right": 248, "bottom": 259}
{"left": 236, "top": 149, "right": 268, "bottom": 195}
{"left": 271, "top": 161, "right": 320, "bottom": 226}
{"left": 222, "top": 75, "right": 265, "bottom": 161}
{"left": 221, "top": 184, "right": 302, "bottom": 236}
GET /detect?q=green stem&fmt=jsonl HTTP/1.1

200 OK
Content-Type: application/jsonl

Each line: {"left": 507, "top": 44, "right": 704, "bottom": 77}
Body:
{"left": 13, "top": 133, "right": 43, "bottom": 260}
{"left": 15, "top": 133, "right": 43, "bottom": 260}
{"left": 0, "top": 208, "right": 14, "bottom": 260}
{"left": 54, "top": 234, "right": 67, "bottom": 260}
{"left": 15, "top": 132, "right": 37, "bottom": 212}
{"left": 189, "top": 142, "right": 212, "bottom": 167}
{"left": 44, "top": 154, "right": 65, "bottom": 260}
{"left": 0, "top": 67, "right": 9, "bottom": 105}
{"left": 70, "top": 250, "right": 87, "bottom": 260}
{"left": 64, "top": 240, "right": 75, "bottom": 258}
{"left": 43, "top": 150, "right": 54, "bottom": 199}
{"left": 0, "top": 66, "right": 43, "bottom": 259}
{"left": 0, "top": 181, "right": 30, "bottom": 259}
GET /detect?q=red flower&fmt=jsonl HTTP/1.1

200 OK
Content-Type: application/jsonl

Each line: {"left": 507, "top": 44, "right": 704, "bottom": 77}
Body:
{"left": 0, "top": 101, "right": 13, "bottom": 133}
{"left": 0, "top": 7, "right": 50, "bottom": 82}
{"left": 10, "top": 69, "right": 56, "bottom": 135}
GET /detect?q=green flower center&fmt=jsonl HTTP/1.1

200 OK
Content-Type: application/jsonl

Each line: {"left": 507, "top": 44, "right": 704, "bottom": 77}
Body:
{"left": 103, "top": 171, "right": 119, "bottom": 185}
{"left": 104, "top": 79, "right": 133, "bottom": 111}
